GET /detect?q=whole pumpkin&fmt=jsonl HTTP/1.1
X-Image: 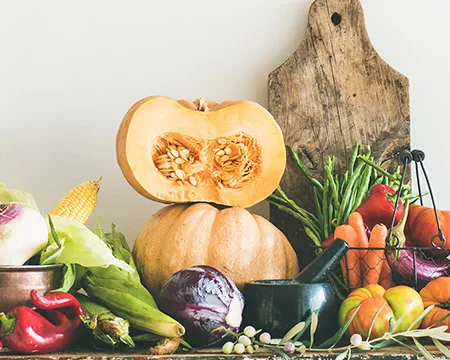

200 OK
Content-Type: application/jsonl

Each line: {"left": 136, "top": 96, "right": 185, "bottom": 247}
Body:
{"left": 133, "top": 203, "right": 299, "bottom": 296}
{"left": 420, "top": 277, "right": 450, "bottom": 331}
{"left": 116, "top": 96, "right": 286, "bottom": 208}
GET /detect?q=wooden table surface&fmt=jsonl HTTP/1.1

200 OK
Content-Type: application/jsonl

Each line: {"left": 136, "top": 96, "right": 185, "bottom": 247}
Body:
{"left": 0, "top": 346, "right": 445, "bottom": 360}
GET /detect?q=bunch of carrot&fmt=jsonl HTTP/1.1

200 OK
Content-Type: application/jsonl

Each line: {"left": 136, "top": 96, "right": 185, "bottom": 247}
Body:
{"left": 334, "top": 212, "right": 395, "bottom": 290}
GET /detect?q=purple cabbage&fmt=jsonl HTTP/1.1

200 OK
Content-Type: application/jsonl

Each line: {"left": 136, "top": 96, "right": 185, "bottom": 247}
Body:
{"left": 157, "top": 265, "right": 244, "bottom": 347}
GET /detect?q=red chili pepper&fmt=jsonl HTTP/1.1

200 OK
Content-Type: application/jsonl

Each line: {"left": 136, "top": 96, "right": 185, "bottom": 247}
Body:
{"left": 0, "top": 290, "right": 84, "bottom": 354}
{"left": 323, "top": 184, "right": 403, "bottom": 247}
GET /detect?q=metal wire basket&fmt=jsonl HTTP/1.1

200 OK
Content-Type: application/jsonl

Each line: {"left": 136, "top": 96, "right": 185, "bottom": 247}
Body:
{"left": 339, "top": 149, "right": 450, "bottom": 292}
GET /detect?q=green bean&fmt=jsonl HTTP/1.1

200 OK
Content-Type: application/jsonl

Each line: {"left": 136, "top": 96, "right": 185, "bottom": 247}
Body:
{"left": 334, "top": 173, "right": 340, "bottom": 198}
{"left": 288, "top": 146, "right": 324, "bottom": 192}
{"left": 373, "top": 176, "right": 383, "bottom": 185}
{"left": 353, "top": 164, "right": 372, "bottom": 211}
{"left": 344, "top": 188, "right": 359, "bottom": 222}
{"left": 337, "top": 160, "right": 366, "bottom": 224}
{"left": 313, "top": 187, "right": 324, "bottom": 240}
{"left": 304, "top": 226, "right": 322, "bottom": 247}
{"left": 325, "top": 161, "right": 340, "bottom": 212}
{"left": 358, "top": 156, "right": 399, "bottom": 183}
{"left": 328, "top": 202, "right": 334, "bottom": 233}
{"left": 348, "top": 143, "right": 359, "bottom": 176}
{"left": 267, "top": 193, "right": 289, "bottom": 206}
{"left": 267, "top": 200, "right": 320, "bottom": 234}
{"left": 275, "top": 186, "right": 319, "bottom": 222}
{"left": 322, "top": 170, "right": 330, "bottom": 238}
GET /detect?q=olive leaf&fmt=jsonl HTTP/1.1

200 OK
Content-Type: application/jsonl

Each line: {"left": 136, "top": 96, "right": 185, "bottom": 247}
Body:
{"left": 370, "top": 339, "right": 397, "bottom": 349}
{"left": 391, "top": 337, "right": 418, "bottom": 353}
{"left": 309, "top": 312, "right": 319, "bottom": 349}
{"left": 317, "top": 305, "right": 361, "bottom": 349}
{"left": 366, "top": 302, "right": 386, "bottom": 340}
{"left": 404, "top": 326, "right": 449, "bottom": 338}
{"left": 293, "top": 313, "right": 313, "bottom": 342}
{"left": 408, "top": 305, "right": 435, "bottom": 331}
{"left": 413, "top": 338, "right": 435, "bottom": 360}
{"left": 334, "top": 349, "right": 349, "bottom": 360}
{"left": 390, "top": 314, "right": 405, "bottom": 333}
{"left": 276, "top": 350, "right": 290, "bottom": 360}
{"left": 279, "top": 321, "right": 306, "bottom": 345}
{"left": 432, "top": 338, "right": 450, "bottom": 358}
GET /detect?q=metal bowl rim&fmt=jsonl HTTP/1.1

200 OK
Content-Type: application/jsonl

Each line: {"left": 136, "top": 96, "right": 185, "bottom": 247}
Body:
{"left": 0, "top": 264, "right": 63, "bottom": 272}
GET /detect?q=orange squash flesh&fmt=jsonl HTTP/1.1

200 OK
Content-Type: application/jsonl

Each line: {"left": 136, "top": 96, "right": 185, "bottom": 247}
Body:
{"left": 116, "top": 96, "right": 286, "bottom": 208}
{"left": 133, "top": 203, "right": 300, "bottom": 296}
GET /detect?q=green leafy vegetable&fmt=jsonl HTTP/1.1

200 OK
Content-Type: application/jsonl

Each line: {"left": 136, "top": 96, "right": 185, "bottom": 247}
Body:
{"left": 40, "top": 215, "right": 132, "bottom": 272}
{"left": 0, "top": 184, "right": 39, "bottom": 211}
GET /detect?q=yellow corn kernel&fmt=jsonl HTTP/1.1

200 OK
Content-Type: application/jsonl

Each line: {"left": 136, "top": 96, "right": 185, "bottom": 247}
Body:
{"left": 50, "top": 177, "right": 101, "bottom": 224}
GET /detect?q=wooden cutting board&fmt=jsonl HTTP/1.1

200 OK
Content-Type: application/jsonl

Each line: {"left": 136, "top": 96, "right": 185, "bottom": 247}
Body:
{"left": 268, "top": 0, "right": 410, "bottom": 268}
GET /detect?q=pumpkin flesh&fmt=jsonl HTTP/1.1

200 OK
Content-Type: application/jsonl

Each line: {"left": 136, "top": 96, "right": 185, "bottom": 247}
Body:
{"left": 132, "top": 203, "right": 299, "bottom": 296}
{"left": 116, "top": 97, "right": 286, "bottom": 207}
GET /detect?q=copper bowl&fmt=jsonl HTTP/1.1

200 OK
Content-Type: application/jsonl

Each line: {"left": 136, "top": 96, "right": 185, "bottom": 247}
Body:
{"left": 0, "top": 264, "right": 63, "bottom": 313}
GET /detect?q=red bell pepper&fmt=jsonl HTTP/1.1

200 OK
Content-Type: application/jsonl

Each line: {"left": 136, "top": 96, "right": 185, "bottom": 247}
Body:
{"left": 323, "top": 184, "right": 404, "bottom": 247}
{"left": 355, "top": 184, "right": 403, "bottom": 231}
{"left": 0, "top": 290, "right": 84, "bottom": 354}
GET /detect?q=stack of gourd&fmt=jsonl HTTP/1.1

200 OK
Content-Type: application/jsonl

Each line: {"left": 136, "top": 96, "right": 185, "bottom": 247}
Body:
{"left": 116, "top": 96, "right": 299, "bottom": 296}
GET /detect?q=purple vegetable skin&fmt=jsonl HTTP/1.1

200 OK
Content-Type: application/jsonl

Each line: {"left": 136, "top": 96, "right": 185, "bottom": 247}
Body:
{"left": 157, "top": 265, "right": 244, "bottom": 347}
{"left": 387, "top": 249, "right": 450, "bottom": 289}
{"left": 386, "top": 201, "right": 450, "bottom": 289}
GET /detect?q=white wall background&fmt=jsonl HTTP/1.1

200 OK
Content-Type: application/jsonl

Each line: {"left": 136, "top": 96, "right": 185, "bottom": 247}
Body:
{"left": 1, "top": 1, "right": 449, "bottom": 247}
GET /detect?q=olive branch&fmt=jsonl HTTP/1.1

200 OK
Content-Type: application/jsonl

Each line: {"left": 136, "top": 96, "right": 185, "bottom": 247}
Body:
{"left": 215, "top": 305, "right": 450, "bottom": 359}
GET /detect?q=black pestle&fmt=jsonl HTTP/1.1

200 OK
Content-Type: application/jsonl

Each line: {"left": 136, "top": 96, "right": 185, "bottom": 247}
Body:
{"left": 296, "top": 238, "right": 349, "bottom": 284}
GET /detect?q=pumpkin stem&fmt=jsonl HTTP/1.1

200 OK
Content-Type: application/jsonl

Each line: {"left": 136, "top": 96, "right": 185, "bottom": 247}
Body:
{"left": 195, "top": 97, "right": 209, "bottom": 112}
{"left": 437, "top": 302, "right": 450, "bottom": 310}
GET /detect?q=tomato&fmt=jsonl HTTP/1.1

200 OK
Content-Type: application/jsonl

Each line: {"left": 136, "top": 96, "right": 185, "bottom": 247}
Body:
{"left": 419, "top": 277, "right": 450, "bottom": 331}
{"left": 338, "top": 284, "right": 424, "bottom": 339}
{"left": 406, "top": 204, "right": 450, "bottom": 256}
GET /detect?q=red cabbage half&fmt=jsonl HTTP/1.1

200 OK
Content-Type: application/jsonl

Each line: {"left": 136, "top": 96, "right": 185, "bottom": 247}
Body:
{"left": 157, "top": 265, "right": 244, "bottom": 347}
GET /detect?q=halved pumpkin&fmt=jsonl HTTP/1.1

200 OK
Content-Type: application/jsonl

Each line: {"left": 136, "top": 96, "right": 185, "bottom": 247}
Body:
{"left": 116, "top": 96, "right": 286, "bottom": 207}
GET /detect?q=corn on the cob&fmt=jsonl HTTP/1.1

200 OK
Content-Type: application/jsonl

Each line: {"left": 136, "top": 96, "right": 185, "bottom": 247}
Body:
{"left": 75, "top": 293, "right": 135, "bottom": 348}
{"left": 82, "top": 276, "right": 185, "bottom": 338}
{"left": 50, "top": 177, "right": 101, "bottom": 224}
{"left": 82, "top": 224, "right": 185, "bottom": 339}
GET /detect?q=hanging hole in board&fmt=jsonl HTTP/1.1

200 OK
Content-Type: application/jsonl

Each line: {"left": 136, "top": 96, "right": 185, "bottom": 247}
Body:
{"left": 331, "top": 12, "right": 342, "bottom": 25}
